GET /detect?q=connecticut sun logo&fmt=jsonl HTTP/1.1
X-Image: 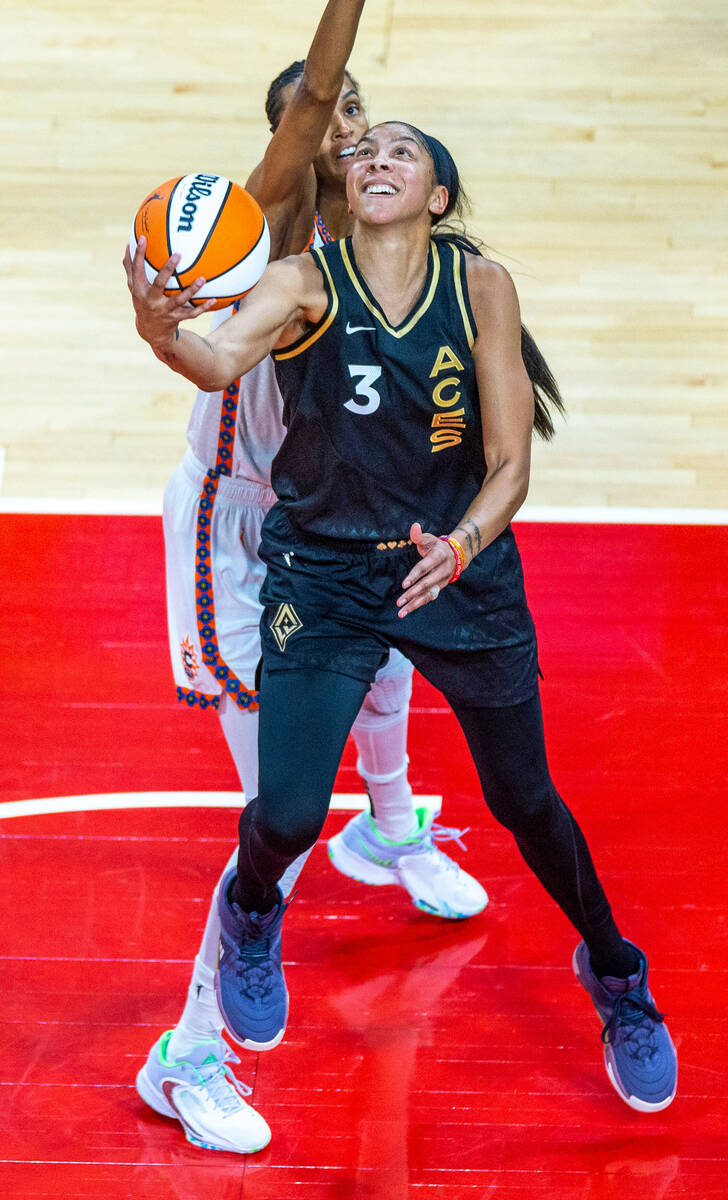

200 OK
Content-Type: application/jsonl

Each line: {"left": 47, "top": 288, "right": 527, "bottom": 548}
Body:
{"left": 180, "top": 636, "right": 200, "bottom": 681}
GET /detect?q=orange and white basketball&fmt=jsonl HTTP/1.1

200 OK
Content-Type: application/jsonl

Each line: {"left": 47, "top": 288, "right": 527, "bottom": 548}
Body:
{"left": 129, "top": 174, "right": 270, "bottom": 309}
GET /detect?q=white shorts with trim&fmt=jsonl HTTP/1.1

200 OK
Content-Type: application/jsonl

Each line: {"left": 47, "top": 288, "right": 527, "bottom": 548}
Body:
{"left": 163, "top": 449, "right": 275, "bottom": 711}
{"left": 163, "top": 449, "right": 414, "bottom": 712}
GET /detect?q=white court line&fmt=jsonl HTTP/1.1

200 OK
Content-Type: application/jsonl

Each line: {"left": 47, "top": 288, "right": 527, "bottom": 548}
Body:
{"left": 0, "top": 791, "right": 442, "bottom": 821}
{"left": 0, "top": 495, "right": 165, "bottom": 516}
{"left": 518, "top": 505, "right": 728, "bottom": 525}
{"left": 1, "top": 496, "right": 727, "bottom": 524}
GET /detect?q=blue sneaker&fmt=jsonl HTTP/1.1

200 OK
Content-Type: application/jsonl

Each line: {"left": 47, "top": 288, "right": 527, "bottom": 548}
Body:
{"left": 573, "top": 940, "right": 677, "bottom": 1112}
{"left": 214, "top": 869, "right": 289, "bottom": 1051}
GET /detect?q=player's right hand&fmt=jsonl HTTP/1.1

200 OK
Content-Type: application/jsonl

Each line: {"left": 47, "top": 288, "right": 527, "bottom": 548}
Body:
{"left": 123, "top": 237, "right": 216, "bottom": 354}
{"left": 396, "top": 522, "right": 454, "bottom": 618}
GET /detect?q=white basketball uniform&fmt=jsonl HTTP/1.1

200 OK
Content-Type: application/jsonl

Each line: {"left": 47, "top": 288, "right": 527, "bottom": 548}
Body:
{"left": 163, "top": 214, "right": 413, "bottom": 717}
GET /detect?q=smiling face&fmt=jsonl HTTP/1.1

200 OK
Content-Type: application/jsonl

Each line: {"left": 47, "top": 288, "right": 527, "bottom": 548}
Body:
{"left": 312, "top": 78, "right": 369, "bottom": 183}
{"left": 346, "top": 122, "right": 449, "bottom": 227}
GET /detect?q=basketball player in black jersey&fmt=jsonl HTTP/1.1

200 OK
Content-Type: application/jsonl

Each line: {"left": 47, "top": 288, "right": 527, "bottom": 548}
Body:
{"left": 127, "top": 121, "right": 678, "bottom": 1114}
{"left": 131, "top": 5, "right": 488, "bottom": 1155}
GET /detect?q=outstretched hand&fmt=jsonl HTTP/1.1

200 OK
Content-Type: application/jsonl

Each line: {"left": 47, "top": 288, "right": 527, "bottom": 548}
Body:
{"left": 397, "top": 522, "right": 456, "bottom": 618}
{"left": 123, "top": 236, "right": 217, "bottom": 354}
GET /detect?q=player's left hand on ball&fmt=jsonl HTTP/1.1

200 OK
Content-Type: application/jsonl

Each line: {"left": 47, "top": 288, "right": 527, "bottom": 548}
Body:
{"left": 123, "top": 237, "right": 216, "bottom": 351}
{"left": 396, "top": 522, "right": 453, "bottom": 618}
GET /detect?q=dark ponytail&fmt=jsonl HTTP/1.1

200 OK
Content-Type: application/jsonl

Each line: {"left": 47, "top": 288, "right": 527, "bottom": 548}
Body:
{"left": 519, "top": 325, "right": 564, "bottom": 441}
{"left": 397, "top": 124, "right": 565, "bottom": 441}
{"left": 265, "top": 61, "right": 306, "bottom": 132}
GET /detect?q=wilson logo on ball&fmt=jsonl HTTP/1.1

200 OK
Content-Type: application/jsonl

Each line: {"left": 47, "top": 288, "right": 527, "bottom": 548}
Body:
{"left": 176, "top": 173, "right": 221, "bottom": 232}
{"left": 129, "top": 173, "right": 270, "bottom": 310}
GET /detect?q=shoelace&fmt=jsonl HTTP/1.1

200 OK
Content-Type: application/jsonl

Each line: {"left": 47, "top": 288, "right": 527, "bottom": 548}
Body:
{"left": 430, "top": 822, "right": 471, "bottom": 854}
{"left": 231, "top": 896, "right": 291, "bottom": 998}
{"left": 238, "top": 937, "right": 277, "bottom": 999}
{"left": 197, "top": 1046, "right": 253, "bottom": 1115}
{"left": 601, "top": 989, "right": 666, "bottom": 1060}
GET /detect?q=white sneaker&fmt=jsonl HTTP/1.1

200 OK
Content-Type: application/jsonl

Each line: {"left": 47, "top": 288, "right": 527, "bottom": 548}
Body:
{"left": 136, "top": 1030, "right": 271, "bottom": 1154}
{"left": 328, "top": 808, "right": 488, "bottom": 919}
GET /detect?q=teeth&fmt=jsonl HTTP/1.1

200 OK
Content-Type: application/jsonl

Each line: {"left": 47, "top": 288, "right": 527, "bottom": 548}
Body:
{"left": 365, "top": 184, "right": 396, "bottom": 195}
{"left": 338, "top": 147, "right": 355, "bottom": 158}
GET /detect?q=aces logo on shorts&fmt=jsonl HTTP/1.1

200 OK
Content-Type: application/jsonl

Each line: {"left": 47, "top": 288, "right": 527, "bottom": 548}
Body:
{"left": 270, "top": 603, "right": 303, "bottom": 651}
{"left": 180, "top": 635, "right": 200, "bottom": 680}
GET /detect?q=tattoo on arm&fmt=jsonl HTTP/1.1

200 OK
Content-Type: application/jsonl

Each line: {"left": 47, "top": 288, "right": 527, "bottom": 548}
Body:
{"left": 160, "top": 329, "right": 215, "bottom": 369}
{"left": 454, "top": 519, "right": 482, "bottom": 563}
{"left": 467, "top": 520, "right": 483, "bottom": 556}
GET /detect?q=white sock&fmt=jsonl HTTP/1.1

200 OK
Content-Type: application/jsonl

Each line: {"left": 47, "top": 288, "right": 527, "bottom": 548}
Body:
{"left": 352, "top": 655, "right": 417, "bottom": 841}
{"left": 279, "top": 846, "right": 314, "bottom": 896}
{"left": 166, "top": 955, "right": 224, "bottom": 1059}
{"left": 165, "top": 848, "right": 238, "bottom": 1060}
{"left": 356, "top": 752, "right": 416, "bottom": 840}
{"left": 199, "top": 849, "right": 238, "bottom": 966}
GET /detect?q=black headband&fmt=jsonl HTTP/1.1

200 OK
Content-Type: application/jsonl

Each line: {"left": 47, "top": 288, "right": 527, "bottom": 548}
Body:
{"left": 404, "top": 126, "right": 458, "bottom": 216}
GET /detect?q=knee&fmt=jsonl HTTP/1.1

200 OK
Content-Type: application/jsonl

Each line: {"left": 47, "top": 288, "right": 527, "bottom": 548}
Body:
{"left": 243, "top": 791, "right": 327, "bottom": 859}
{"left": 484, "top": 775, "right": 561, "bottom": 836}
{"left": 356, "top": 656, "right": 413, "bottom": 725}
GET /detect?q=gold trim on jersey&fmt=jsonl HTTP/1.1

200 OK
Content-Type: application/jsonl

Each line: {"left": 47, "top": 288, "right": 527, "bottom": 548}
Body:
{"left": 339, "top": 239, "right": 441, "bottom": 339}
{"left": 451, "top": 245, "right": 475, "bottom": 349}
{"left": 272, "top": 247, "right": 339, "bottom": 361}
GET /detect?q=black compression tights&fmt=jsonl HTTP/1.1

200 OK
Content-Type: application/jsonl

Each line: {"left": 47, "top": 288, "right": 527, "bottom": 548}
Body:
{"left": 236, "top": 669, "right": 370, "bottom": 912}
{"left": 447, "top": 694, "right": 635, "bottom": 976}
{"left": 236, "top": 669, "right": 635, "bottom": 978}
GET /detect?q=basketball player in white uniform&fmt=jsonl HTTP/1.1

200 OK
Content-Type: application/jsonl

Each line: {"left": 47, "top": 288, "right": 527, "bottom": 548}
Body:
{"left": 134, "top": 0, "right": 486, "bottom": 1155}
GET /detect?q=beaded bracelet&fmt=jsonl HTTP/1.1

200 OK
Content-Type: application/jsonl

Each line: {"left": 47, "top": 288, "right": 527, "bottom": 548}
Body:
{"left": 440, "top": 535, "right": 467, "bottom": 582}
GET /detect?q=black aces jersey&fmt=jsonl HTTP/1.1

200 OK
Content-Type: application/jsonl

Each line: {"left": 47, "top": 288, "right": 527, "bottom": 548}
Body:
{"left": 271, "top": 236, "right": 486, "bottom": 542}
{"left": 262, "top": 236, "right": 537, "bottom": 690}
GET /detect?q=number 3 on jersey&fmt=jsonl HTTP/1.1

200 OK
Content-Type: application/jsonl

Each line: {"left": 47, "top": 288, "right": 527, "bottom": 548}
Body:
{"left": 344, "top": 365, "right": 382, "bottom": 415}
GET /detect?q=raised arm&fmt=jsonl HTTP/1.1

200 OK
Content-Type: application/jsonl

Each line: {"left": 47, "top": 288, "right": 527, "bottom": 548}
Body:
{"left": 398, "top": 257, "right": 534, "bottom": 617}
{"left": 123, "top": 238, "right": 327, "bottom": 392}
{"left": 245, "top": 0, "right": 366, "bottom": 254}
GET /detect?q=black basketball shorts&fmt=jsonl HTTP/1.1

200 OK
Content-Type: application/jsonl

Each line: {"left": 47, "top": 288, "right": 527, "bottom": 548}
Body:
{"left": 258, "top": 506, "right": 539, "bottom": 708}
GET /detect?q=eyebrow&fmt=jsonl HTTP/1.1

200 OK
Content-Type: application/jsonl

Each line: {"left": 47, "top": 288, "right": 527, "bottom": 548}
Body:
{"left": 357, "top": 132, "right": 418, "bottom": 147}
{"left": 342, "top": 89, "right": 359, "bottom": 102}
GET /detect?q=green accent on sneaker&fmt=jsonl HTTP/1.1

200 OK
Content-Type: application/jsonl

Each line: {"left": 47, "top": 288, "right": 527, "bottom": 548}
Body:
{"left": 414, "top": 807, "right": 432, "bottom": 832}
{"left": 364, "top": 807, "right": 435, "bottom": 848}
{"left": 158, "top": 1029, "right": 222, "bottom": 1069}
{"left": 158, "top": 1030, "right": 174, "bottom": 1065}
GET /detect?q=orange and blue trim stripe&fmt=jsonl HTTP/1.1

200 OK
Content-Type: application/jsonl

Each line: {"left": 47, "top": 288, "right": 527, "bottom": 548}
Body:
{"left": 303, "top": 210, "right": 335, "bottom": 252}
{"left": 176, "top": 685, "right": 220, "bottom": 709}
{"left": 180, "top": 317, "right": 260, "bottom": 712}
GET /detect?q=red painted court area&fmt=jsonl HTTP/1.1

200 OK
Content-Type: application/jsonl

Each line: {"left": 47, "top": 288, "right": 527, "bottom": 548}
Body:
{"left": 2, "top": 514, "right": 727, "bottom": 1198}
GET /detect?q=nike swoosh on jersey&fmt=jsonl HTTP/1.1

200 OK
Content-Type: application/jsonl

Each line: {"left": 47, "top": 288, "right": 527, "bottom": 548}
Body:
{"left": 345, "top": 321, "right": 376, "bottom": 334}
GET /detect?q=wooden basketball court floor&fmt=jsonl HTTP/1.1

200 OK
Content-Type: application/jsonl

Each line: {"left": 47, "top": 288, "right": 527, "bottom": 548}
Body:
{"left": 2, "top": 513, "right": 727, "bottom": 1198}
